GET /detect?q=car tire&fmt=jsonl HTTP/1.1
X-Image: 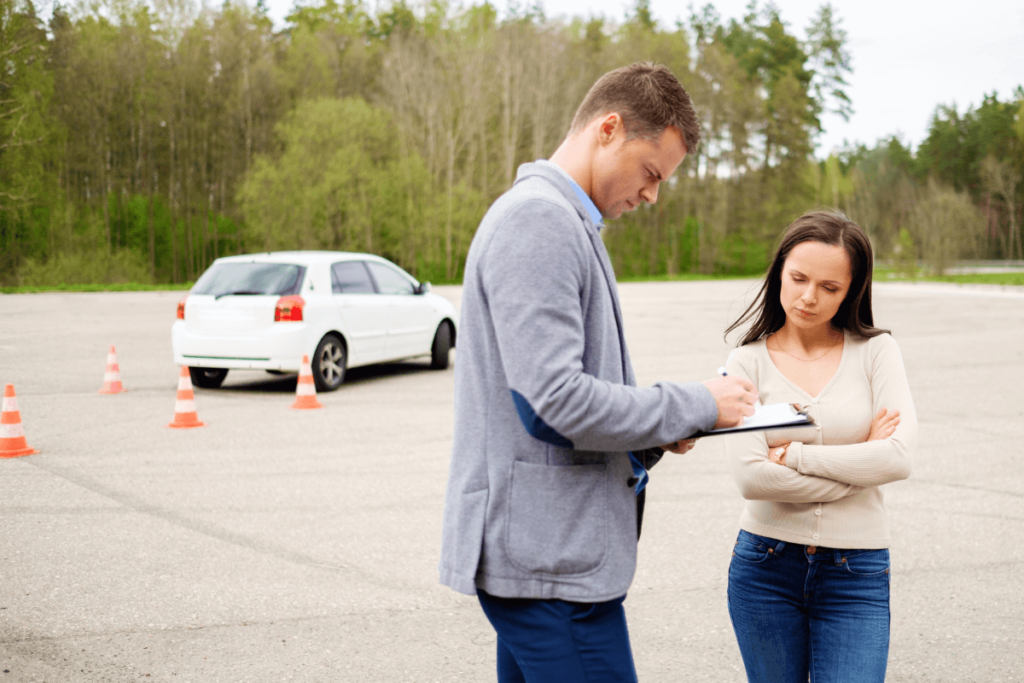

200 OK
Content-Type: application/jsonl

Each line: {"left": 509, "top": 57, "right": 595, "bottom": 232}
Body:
{"left": 312, "top": 334, "right": 346, "bottom": 392}
{"left": 430, "top": 321, "right": 452, "bottom": 370}
{"left": 189, "top": 367, "right": 228, "bottom": 389}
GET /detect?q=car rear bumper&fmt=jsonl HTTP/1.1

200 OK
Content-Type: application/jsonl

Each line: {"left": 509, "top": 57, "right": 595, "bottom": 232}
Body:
{"left": 171, "top": 321, "right": 313, "bottom": 371}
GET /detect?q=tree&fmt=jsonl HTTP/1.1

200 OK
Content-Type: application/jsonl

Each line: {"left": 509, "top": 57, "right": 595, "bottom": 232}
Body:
{"left": 981, "top": 154, "right": 1021, "bottom": 259}
{"left": 0, "top": 0, "right": 59, "bottom": 282}
{"left": 910, "top": 180, "right": 985, "bottom": 275}
{"left": 238, "top": 97, "right": 447, "bottom": 276}
{"left": 805, "top": 4, "right": 852, "bottom": 124}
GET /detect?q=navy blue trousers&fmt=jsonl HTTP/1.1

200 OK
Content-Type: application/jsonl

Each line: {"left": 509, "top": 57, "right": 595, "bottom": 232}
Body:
{"left": 728, "top": 530, "right": 891, "bottom": 683}
{"left": 477, "top": 589, "right": 637, "bottom": 683}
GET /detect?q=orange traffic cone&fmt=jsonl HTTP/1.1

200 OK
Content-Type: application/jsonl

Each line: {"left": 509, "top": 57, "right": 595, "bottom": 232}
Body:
{"left": 290, "top": 355, "right": 323, "bottom": 410}
{"left": 98, "top": 345, "right": 126, "bottom": 394}
{"left": 167, "top": 366, "right": 205, "bottom": 428}
{"left": 1, "top": 384, "right": 39, "bottom": 458}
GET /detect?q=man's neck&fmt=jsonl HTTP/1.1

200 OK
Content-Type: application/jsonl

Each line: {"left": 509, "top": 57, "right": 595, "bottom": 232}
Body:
{"left": 549, "top": 138, "right": 594, "bottom": 197}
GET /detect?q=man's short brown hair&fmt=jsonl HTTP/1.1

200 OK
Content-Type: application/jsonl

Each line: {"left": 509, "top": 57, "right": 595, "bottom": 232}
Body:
{"left": 570, "top": 62, "right": 700, "bottom": 154}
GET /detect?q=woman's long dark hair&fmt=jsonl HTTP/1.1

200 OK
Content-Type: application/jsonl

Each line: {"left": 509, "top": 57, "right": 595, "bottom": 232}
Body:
{"left": 725, "top": 210, "right": 889, "bottom": 346}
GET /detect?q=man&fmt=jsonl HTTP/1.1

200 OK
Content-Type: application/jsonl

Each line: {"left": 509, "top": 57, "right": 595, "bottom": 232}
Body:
{"left": 439, "top": 62, "right": 757, "bottom": 681}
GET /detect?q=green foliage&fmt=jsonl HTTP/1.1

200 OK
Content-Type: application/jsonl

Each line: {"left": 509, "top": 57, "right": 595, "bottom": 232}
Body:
{"left": 923, "top": 272, "right": 1024, "bottom": 287}
{"left": 18, "top": 248, "right": 153, "bottom": 286}
{"left": 0, "top": 0, "right": 61, "bottom": 282}
{"left": 805, "top": 4, "right": 852, "bottom": 123}
{"left": 875, "top": 269, "right": 1024, "bottom": 287}
{"left": 239, "top": 97, "right": 472, "bottom": 278}
{"left": 1, "top": 282, "right": 193, "bottom": 293}
{"left": 1, "top": 0, "right": 1019, "bottom": 288}
{"left": 910, "top": 180, "right": 986, "bottom": 275}
{"left": 893, "top": 228, "right": 917, "bottom": 279}
{"left": 915, "top": 93, "right": 1022, "bottom": 194}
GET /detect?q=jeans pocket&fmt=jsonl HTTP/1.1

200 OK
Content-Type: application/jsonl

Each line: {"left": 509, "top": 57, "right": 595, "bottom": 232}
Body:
{"left": 732, "top": 530, "right": 772, "bottom": 564}
{"left": 505, "top": 461, "right": 608, "bottom": 575}
{"left": 843, "top": 548, "right": 890, "bottom": 576}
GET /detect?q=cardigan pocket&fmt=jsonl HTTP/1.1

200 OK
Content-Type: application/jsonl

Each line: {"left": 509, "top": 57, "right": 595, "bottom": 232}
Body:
{"left": 505, "top": 461, "right": 608, "bottom": 576}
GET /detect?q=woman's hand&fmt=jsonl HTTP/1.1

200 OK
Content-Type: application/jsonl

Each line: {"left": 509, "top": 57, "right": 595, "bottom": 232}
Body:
{"left": 867, "top": 408, "right": 900, "bottom": 441}
{"left": 768, "top": 442, "right": 791, "bottom": 466}
{"left": 661, "top": 439, "right": 697, "bottom": 454}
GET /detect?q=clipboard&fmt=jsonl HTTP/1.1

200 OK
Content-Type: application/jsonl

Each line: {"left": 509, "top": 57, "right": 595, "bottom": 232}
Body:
{"left": 693, "top": 402, "right": 815, "bottom": 437}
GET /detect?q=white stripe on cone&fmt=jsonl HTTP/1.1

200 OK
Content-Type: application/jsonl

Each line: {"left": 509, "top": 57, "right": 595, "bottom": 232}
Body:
{"left": 2, "top": 396, "right": 18, "bottom": 412}
{"left": 0, "top": 423, "right": 26, "bottom": 438}
{"left": 104, "top": 372, "right": 119, "bottom": 381}
{"left": 178, "top": 376, "right": 192, "bottom": 391}
{"left": 174, "top": 399, "right": 196, "bottom": 413}
{"left": 107, "top": 354, "right": 116, "bottom": 364}
{"left": 296, "top": 383, "right": 315, "bottom": 396}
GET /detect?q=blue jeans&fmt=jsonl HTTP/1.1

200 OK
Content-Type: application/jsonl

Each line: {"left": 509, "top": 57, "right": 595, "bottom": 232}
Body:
{"left": 477, "top": 589, "right": 637, "bottom": 683}
{"left": 728, "top": 530, "right": 890, "bottom": 683}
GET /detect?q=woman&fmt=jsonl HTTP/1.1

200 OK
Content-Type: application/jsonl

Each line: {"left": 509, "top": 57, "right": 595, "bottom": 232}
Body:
{"left": 722, "top": 210, "right": 916, "bottom": 683}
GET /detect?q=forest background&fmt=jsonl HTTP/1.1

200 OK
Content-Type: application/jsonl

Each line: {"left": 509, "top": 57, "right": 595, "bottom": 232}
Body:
{"left": 1, "top": 0, "right": 1021, "bottom": 287}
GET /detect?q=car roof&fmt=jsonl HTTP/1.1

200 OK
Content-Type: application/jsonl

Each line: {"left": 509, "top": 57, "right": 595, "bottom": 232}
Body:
{"left": 212, "top": 251, "right": 393, "bottom": 267}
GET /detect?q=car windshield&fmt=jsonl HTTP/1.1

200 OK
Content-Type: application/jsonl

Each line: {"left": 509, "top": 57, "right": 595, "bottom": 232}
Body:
{"left": 192, "top": 262, "right": 306, "bottom": 298}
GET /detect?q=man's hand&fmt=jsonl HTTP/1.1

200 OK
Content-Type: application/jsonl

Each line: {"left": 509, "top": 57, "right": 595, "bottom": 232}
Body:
{"left": 703, "top": 375, "right": 757, "bottom": 429}
{"left": 661, "top": 438, "right": 697, "bottom": 454}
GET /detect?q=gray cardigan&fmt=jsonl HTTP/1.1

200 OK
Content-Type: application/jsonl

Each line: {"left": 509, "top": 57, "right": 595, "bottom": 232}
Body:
{"left": 439, "top": 160, "right": 718, "bottom": 602}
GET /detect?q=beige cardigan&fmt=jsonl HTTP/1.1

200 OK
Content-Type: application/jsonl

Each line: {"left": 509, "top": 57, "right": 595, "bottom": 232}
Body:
{"left": 724, "top": 331, "right": 916, "bottom": 549}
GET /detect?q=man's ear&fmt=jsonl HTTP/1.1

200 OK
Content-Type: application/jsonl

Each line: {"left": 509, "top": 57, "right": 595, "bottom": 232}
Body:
{"left": 596, "top": 113, "right": 624, "bottom": 146}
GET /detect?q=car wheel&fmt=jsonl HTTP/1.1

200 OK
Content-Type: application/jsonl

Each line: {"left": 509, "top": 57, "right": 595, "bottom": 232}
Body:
{"left": 189, "top": 367, "right": 228, "bottom": 389}
{"left": 430, "top": 321, "right": 452, "bottom": 370}
{"left": 312, "top": 335, "right": 346, "bottom": 392}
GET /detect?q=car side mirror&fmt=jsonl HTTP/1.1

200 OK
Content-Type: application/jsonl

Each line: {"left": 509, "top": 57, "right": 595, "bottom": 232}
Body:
{"left": 414, "top": 282, "right": 432, "bottom": 295}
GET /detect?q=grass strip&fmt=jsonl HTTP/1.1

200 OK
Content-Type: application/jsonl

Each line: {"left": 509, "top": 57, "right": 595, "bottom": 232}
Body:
{"left": 1, "top": 282, "right": 194, "bottom": 294}
{"left": 3, "top": 271, "right": 1023, "bottom": 293}
{"left": 617, "top": 272, "right": 756, "bottom": 283}
{"left": 875, "top": 271, "right": 1024, "bottom": 287}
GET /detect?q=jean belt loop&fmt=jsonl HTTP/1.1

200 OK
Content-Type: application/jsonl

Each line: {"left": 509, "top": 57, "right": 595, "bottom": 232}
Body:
{"left": 775, "top": 541, "right": 786, "bottom": 556}
{"left": 833, "top": 549, "right": 843, "bottom": 566}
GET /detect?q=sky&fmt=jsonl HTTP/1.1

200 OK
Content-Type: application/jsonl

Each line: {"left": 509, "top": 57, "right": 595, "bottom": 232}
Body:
{"left": 255, "top": 0, "right": 1023, "bottom": 158}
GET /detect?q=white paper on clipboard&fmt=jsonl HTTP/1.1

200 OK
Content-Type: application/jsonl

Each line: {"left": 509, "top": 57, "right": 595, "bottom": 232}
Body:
{"left": 694, "top": 402, "right": 814, "bottom": 437}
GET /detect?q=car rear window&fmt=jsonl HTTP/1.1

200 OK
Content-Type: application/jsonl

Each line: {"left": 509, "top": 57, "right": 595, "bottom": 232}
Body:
{"left": 192, "top": 262, "right": 306, "bottom": 297}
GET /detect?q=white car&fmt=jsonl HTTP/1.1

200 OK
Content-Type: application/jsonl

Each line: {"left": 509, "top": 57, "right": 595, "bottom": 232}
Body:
{"left": 171, "top": 251, "right": 458, "bottom": 391}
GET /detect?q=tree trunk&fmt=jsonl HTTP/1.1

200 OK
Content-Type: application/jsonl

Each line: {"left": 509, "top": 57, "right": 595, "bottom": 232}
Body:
{"left": 148, "top": 191, "right": 155, "bottom": 282}
{"left": 170, "top": 122, "right": 178, "bottom": 283}
{"left": 446, "top": 135, "right": 455, "bottom": 280}
{"left": 102, "top": 145, "right": 112, "bottom": 253}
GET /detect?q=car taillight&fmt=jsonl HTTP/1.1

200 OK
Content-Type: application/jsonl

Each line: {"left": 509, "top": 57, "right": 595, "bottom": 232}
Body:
{"left": 176, "top": 297, "right": 187, "bottom": 320}
{"left": 274, "top": 295, "right": 304, "bottom": 322}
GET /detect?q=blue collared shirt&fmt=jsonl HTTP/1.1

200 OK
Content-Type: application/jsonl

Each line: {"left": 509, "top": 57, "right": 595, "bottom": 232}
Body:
{"left": 550, "top": 162, "right": 649, "bottom": 496}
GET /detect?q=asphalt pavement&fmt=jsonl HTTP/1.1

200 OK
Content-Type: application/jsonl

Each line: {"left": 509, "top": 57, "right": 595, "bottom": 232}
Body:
{"left": 1, "top": 280, "right": 1022, "bottom": 682}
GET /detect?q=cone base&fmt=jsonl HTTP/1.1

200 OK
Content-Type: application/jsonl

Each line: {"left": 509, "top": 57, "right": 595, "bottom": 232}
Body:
{"left": 168, "top": 420, "right": 205, "bottom": 429}
{"left": 1, "top": 447, "right": 39, "bottom": 458}
{"left": 98, "top": 387, "right": 125, "bottom": 394}
{"left": 290, "top": 398, "right": 324, "bottom": 410}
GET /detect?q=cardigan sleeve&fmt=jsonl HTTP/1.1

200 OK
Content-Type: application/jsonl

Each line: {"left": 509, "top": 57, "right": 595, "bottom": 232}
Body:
{"left": 725, "top": 348, "right": 864, "bottom": 503}
{"left": 785, "top": 334, "right": 915, "bottom": 487}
